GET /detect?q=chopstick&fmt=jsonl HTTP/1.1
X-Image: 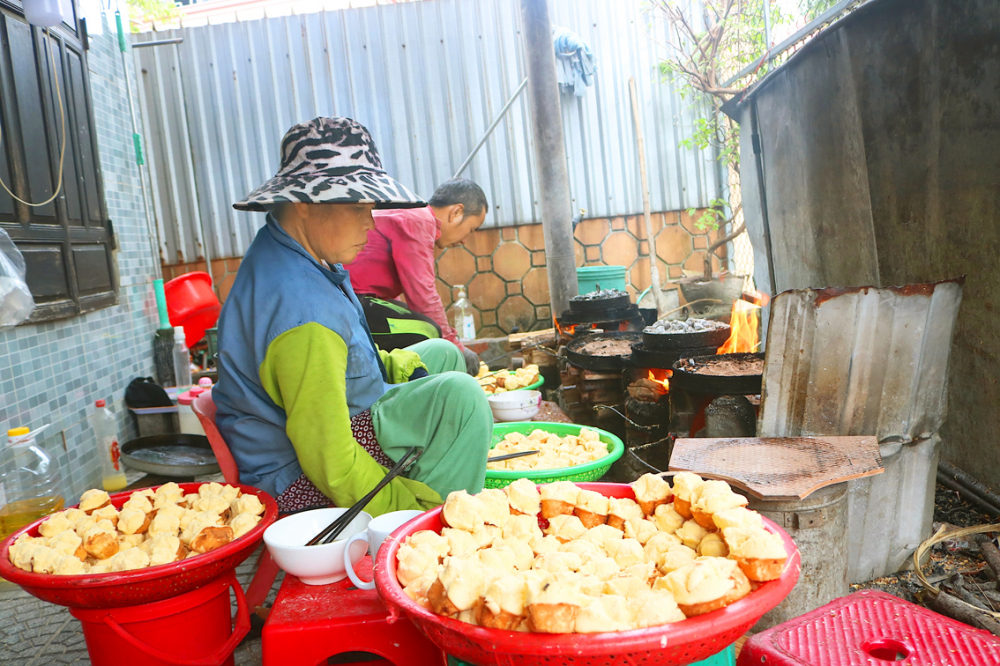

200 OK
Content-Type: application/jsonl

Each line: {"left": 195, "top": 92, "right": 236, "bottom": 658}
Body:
{"left": 487, "top": 450, "right": 540, "bottom": 463}
{"left": 305, "top": 447, "right": 422, "bottom": 546}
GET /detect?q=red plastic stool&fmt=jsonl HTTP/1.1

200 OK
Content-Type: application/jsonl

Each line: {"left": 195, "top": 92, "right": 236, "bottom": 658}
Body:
{"left": 262, "top": 556, "right": 447, "bottom": 666}
{"left": 738, "top": 589, "right": 1000, "bottom": 665}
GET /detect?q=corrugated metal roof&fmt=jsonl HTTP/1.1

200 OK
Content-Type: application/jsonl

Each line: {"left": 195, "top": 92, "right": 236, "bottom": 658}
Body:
{"left": 759, "top": 279, "right": 965, "bottom": 443}
{"left": 134, "top": 0, "right": 725, "bottom": 263}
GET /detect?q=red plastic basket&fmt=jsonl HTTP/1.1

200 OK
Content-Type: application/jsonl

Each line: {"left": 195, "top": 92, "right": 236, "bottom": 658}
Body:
{"left": 375, "top": 482, "right": 800, "bottom": 666}
{"left": 0, "top": 482, "right": 277, "bottom": 609}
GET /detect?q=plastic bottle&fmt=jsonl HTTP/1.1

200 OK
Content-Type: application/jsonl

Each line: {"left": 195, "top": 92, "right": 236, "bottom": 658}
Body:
{"left": 92, "top": 401, "right": 127, "bottom": 492}
{"left": 0, "top": 427, "right": 65, "bottom": 539}
{"left": 177, "top": 387, "right": 207, "bottom": 436}
{"left": 173, "top": 325, "right": 192, "bottom": 390}
{"left": 449, "top": 286, "right": 476, "bottom": 341}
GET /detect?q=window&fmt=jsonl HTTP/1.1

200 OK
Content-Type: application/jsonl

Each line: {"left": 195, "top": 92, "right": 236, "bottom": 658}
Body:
{"left": 0, "top": 3, "right": 118, "bottom": 322}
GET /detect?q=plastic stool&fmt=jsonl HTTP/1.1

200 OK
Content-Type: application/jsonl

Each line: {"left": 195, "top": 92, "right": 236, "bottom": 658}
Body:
{"left": 738, "top": 589, "right": 1000, "bottom": 665}
{"left": 262, "top": 556, "right": 446, "bottom": 666}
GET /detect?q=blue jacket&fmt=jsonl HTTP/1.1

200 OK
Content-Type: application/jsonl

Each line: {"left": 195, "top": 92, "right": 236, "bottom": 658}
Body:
{"left": 213, "top": 216, "right": 389, "bottom": 498}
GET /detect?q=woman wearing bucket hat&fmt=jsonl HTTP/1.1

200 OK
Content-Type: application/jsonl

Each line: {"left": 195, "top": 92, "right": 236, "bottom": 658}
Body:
{"left": 213, "top": 117, "right": 492, "bottom": 515}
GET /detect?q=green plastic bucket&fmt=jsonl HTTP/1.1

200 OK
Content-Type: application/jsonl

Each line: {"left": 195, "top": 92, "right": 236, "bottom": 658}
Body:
{"left": 484, "top": 422, "right": 624, "bottom": 489}
{"left": 577, "top": 265, "right": 627, "bottom": 295}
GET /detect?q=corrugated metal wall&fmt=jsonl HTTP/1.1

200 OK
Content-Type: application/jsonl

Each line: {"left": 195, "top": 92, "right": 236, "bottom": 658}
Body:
{"left": 134, "top": 0, "right": 724, "bottom": 263}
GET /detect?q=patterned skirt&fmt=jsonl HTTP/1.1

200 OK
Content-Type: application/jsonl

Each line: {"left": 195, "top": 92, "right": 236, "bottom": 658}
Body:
{"left": 275, "top": 409, "right": 392, "bottom": 513}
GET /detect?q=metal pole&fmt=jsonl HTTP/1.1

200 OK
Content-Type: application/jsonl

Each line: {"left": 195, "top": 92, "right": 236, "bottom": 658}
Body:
{"left": 131, "top": 38, "right": 184, "bottom": 49}
{"left": 453, "top": 78, "right": 528, "bottom": 180}
{"left": 519, "top": 0, "right": 577, "bottom": 319}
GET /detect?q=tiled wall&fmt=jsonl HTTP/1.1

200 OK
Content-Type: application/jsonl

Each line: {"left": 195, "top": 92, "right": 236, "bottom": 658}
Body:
{"left": 0, "top": 17, "right": 160, "bottom": 501}
{"left": 165, "top": 209, "right": 724, "bottom": 338}
{"left": 434, "top": 210, "right": 724, "bottom": 336}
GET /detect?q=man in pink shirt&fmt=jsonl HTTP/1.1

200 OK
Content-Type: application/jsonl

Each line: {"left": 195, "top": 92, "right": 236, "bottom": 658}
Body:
{"left": 347, "top": 179, "right": 488, "bottom": 372}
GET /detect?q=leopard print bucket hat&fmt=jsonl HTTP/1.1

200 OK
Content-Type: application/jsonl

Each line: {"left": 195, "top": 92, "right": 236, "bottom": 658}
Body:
{"left": 233, "top": 117, "right": 425, "bottom": 212}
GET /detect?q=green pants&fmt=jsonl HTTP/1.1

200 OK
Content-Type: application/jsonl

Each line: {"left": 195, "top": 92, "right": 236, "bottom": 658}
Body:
{"left": 371, "top": 339, "right": 491, "bottom": 500}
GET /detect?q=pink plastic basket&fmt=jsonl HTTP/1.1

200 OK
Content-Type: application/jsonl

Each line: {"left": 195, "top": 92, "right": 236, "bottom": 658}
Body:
{"left": 0, "top": 482, "right": 277, "bottom": 609}
{"left": 374, "top": 482, "right": 801, "bottom": 666}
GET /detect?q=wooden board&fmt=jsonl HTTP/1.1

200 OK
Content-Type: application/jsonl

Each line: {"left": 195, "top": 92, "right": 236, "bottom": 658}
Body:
{"left": 669, "top": 436, "right": 884, "bottom": 500}
{"left": 508, "top": 328, "right": 556, "bottom": 348}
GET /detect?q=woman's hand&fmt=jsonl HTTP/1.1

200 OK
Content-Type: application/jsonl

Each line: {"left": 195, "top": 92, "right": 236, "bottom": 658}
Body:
{"left": 462, "top": 348, "right": 481, "bottom": 375}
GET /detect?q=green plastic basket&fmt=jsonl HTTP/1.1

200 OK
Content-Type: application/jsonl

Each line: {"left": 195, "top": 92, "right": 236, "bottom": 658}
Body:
{"left": 486, "top": 373, "right": 544, "bottom": 392}
{"left": 484, "top": 422, "right": 624, "bottom": 489}
{"left": 514, "top": 376, "right": 544, "bottom": 391}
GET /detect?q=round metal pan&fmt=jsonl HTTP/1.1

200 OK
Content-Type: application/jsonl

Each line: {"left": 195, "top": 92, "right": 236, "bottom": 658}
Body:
{"left": 642, "top": 322, "right": 731, "bottom": 351}
{"left": 629, "top": 342, "right": 719, "bottom": 370}
{"left": 559, "top": 305, "right": 639, "bottom": 326}
{"left": 121, "top": 434, "right": 221, "bottom": 477}
{"left": 670, "top": 352, "right": 764, "bottom": 395}
{"left": 565, "top": 332, "right": 643, "bottom": 372}
{"left": 568, "top": 293, "right": 631, "bottom": 313}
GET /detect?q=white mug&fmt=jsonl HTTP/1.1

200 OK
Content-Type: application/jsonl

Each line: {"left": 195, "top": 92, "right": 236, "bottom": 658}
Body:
{"left": 344, "top": 510, "right": 424, "bottom": 590}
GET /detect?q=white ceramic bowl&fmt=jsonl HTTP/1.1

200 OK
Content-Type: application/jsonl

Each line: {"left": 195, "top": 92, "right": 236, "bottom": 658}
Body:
{"left": 488, "top": 389, "right": 542, "bottom": 422}
{"left": 263, "top": 508, "right": 372, "bottom": 585}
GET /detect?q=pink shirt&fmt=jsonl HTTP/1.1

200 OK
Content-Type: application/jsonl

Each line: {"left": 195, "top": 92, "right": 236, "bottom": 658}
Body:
{"left": 347, "top": 207, "right": 462, "bottom": 347}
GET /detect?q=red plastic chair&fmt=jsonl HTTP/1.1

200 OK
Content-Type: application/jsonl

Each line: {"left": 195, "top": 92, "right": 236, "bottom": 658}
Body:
{"left": 192, "top": 390, "right": 279, "bottom": 611}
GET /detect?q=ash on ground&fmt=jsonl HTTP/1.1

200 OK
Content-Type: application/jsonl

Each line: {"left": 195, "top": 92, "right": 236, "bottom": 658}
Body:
{"left": 851, "top": 484, "right": 997, "bottom": 603}
{"left": 644, "top": 318, "right": 727, "bottom": 334}
{"left": 572, "top": 288, "right": 628, "bottom": 301}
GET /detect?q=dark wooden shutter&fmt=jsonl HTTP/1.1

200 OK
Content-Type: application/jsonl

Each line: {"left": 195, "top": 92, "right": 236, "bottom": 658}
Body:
{"left": 0, "top": 6, "right": 117, "bottom": 322}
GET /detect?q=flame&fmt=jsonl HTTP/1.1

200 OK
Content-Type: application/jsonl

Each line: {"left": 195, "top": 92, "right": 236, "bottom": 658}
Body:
{"left": 647, "top": 368, "right": 671, "bottom": 393}
{"left": 555, "top": 319, "right": 577, "bottom": 337}
{"left": 718, "top": 299, "right": 761, "bottom": 354}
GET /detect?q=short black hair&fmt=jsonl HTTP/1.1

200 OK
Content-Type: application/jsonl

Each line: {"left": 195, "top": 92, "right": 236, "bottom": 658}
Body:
{"left": 428, "top": 179, "right": 489, "bottom": 217}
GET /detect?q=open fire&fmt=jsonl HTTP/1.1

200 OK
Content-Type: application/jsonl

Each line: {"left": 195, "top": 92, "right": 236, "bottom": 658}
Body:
{"left": 717, "top": 291, "right": 770, "bottom": 354}
{"left": 627, "top": 367, "right": 672, "bottom": 402}
{"left": 647, "top": 368, "right": 671, "bottom": 393}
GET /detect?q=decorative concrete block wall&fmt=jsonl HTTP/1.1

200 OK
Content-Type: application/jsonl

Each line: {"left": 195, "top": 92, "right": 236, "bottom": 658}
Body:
{"left": 163, "top": 209, "right": 725, "bottom": 338}
{"left": 434, "top": 210, "right": 723, "bottom": 336}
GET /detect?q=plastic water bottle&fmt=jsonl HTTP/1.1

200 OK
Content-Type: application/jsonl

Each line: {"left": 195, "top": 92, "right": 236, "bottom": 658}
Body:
{"left": 92, "top": 401, "right": 127, "bottom": 492}
{"left": 173, "top": 325, "right": 192, "bottom": 390}
{"left": 0, "top": 427, "right": 65, "bottom": 539}
{"left": 449, "top": 286, "right": 476, "bottom": 340}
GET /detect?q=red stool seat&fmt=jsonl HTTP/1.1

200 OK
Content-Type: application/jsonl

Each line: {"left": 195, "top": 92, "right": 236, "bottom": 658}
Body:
{"left": 737, "top": 589, "right": 1000, "bottom": 665}
{"left": 262, "top": 556, "right": 446, "bottom": 666}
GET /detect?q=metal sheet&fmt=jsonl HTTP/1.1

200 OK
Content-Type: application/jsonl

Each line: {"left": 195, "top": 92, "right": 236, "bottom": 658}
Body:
{"left": 760, "top": 280, "right": 963, "bottom": 443}
{"left": 134, "top": 0, "right": 724, "bottom": 263}
{"left": 759, "top": 280, "right": 964, "bottom": 581}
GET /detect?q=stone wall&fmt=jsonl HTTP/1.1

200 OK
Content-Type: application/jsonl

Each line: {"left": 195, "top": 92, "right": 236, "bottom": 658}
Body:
{"left": 163, "top": 208, "right": 724, "bottom": 336}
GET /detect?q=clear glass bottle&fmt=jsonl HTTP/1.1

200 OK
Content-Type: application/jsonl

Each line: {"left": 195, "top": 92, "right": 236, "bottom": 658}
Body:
{"left": 449, "top": 286, "right": 477, "bottom": 340}
{"left": 173, "top": 325, "right": 192, "bottom": 390}
{"left": 0, "top": 427, "right": 65, "bottom": 539}
{"left": 92, "top": 400, "right": 127, "bottom": 492}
